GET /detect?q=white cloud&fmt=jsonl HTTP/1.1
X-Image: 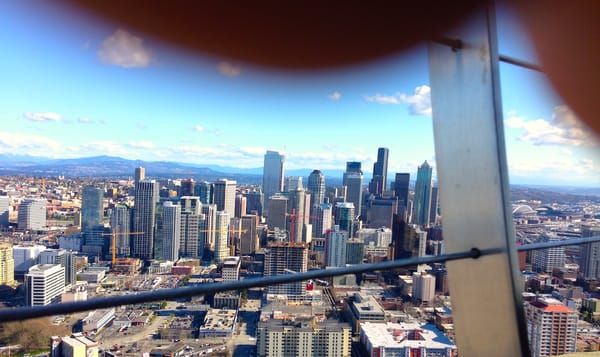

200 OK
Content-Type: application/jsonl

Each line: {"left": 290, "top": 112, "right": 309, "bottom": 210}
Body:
{"left": 217, "top": 61, "right": 241, "bottom": 77}
{"left": 328, "top": 91, "right": 342, "bottom": 101}
{"left": 194, "top": 125, "right": 204, "bottom": 132}
{"left": 364, "top": 85, "right": 432, "bottom": 116}
{"left": 0, "top": 132, "right": 62, "bottom": 155}
{"left": 98, "top": 29, "right": 152, "bottom": 68}
{"left": 23, "top": 112, "right": 61, "bottom": 122}
{"left": 364, "top": 94, "right": 399, "bottom": 104}
{"left": 399, "top": 85, "right": 432, "bottom": 116}
{"left": 129, "top": 140, "right": 156, "bottom": 149}
{"left": 78, "top": 117, "right": 92, "bottom": 124}
{"left": 505, "top": 106, "right": 599, "bottom": 147}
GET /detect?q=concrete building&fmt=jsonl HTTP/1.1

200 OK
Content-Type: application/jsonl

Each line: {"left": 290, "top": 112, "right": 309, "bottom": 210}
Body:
{"left": 0, "top": 195, "right": 9, "bottom": 227}
{"left": 240, "top": 214, "right": 258, "bottom": 255}
{"left": 308, "top": 169, "right": 326, "bottom": 208}
{"left": 38, "top": 249, "right": 77, "bottom": 287}
{"left": 287, "top": 187, "right": 306, "bottom": 243}
{"left": 0, "top": 244, "right": 14, "bottom": 285}
{"left": 358, "top": 227, "right": 392, "bottom": 248}
{"left": 365, "top": 196, "right": 397, "bottom": 229}
{"left": 257, "top": 318, "right": 352, "bottom": 357}
{"left": 533, "top": 233, "right": 565, "bottom": 273}
{"left": 413, "top": 272, "right": 436, "bottom": 303}
{"left": 200, "top": 203, "right": 217, "bottom": 254}
{"left": 25, "top": 264, "right": 65, "bottom": 306}
{"left": 267, "top": 194, "right": 288, "bottom": 232}
{"left": 313, "top": 202, "right": 332, "bottom": 238}
{"left": 214, "top": 211, "right": 230, "bottom": 262}
{"left": 158, "top": 201, "right": 181, "bottom": 261}
{"left": 360, "top": 322, "right": 457, "bottom": 357}
{"left": 213, "top": 178, "right": 236, "bottom": 215}
{"left": 13, "top": 244, "right": 47, "bottom": 274}
{"left": 199, "top": 309, "right": 237, "bottom": 337}
{"left": 526, "top": 298, "right": 578, "bottom": 357}
{"left": 326, "top": 225, "right": 348, "bottom": 267}
{"left": 346, "top": 292, "right": 386, "bottom": 333}
{"left": 234, "top": 194, "right": 247, "bottom": 218}
{"left": 222, "top": 256, "right": 241, "bottom": 281}
{"left": 18, "top": 198, "right": 47, "bottom": 231}
{"left": 179, "top": 196, "right": 202, "bottom": 258}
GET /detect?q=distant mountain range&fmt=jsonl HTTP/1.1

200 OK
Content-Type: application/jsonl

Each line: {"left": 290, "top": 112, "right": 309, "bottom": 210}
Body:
{"left": 0, "top": 154, "right": 353, "bottom": 185}
{"left": 0, "top": 154, "right": 597, "bottom": 200}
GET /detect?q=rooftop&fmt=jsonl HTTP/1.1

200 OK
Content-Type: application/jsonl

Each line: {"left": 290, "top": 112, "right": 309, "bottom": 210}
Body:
{"left": 361, "top": 322, "right": 456, "bottom": 350}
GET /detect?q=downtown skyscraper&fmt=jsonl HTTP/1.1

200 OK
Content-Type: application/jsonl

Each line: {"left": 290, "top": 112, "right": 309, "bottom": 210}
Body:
{"left": 179, "top": 196, "right": 202, "bottom": 258}
{"left": 81, "top": 186, "right": 103, "bottom": 231}
{"left": 132, "top": 178, "right": 159, "bottom": 259}
{"left": 110, "top": 205, "right": 131, "bottom": 256}
{"left": 581, "top": 224, "right": 600, "bottom": 280}
{"left": 213, "top": 178, "right": 237, "bottom": 215}
{"left": 343, "top": 161, "right": 363, "bottom": 219}
{"left": 394, "top": 172, "right": 410, "bottom": 218}
{"left": 369, "top": 147, "right": 389, "bottom": 196}
{"left": 263, "top": 150, "right": 285, "bottom": 216}
{"left": 413, "top": 160, "right": 433, "bottom": 226}
{"left": 158, "top": 201, "right": 181, "bottom": 261}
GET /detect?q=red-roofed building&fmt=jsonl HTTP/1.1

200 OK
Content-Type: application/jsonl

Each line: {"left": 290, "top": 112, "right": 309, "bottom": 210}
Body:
{"left": 526, "top": 298, "right": 578, "bottom": 357}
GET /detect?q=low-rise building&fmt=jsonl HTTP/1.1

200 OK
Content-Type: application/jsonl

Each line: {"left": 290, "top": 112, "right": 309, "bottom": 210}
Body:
{"left": 198, "top": 309, "right": 237, "bottom": 337}
{"left": 360, "top": 322, "right": 457, "bottom": 357}
{"left": 257, "top": 318, "right": 351, "bottom": 357}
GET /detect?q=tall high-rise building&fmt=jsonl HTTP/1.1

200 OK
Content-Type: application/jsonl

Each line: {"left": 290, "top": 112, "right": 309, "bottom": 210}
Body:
{"left": 195, "top": 181, "right": 214, "bottom": 204}
{"left": 326, "top": 225, "right": 348, "bottom": 267}
{"left": 365, "top": 196, "right": 397, "bottom": 229}
{"left": 267, "top": 194, "right": 288, "bottom": 232}
{"left": 132, "top": 179, "right": 159, "bottom": 259}
{"left": 180, "top": 178, "right": 195, "bottom": 197}
{"left": 38, "top": 249, "right": 76, "bottom": 287}
{"left": 526, "top": 298, "right": 578, "bottom": 357}
{"left": 159, "top": 202, "right": 181, "bottom": 261}
{"left": 200, "top": 204, "right": 217, "bottom": 255}
{"left": 334, "top": 202, "right": 355, "bottom": 237}
{"left": 18, "top": 199, "right": 46, "bottom": 231}
{"left": 394, "top": 173, "right": 410, "bottom": 215}
{"left": 343, "top": 162, "right": 363, "bottom": 219}
{"left": 81, "top": 186, "right": 103, "bottom": 231}
{"left": 0, "top": 195, "right": 9, "bottom": 227}
{"left": 313, "top": 202, "right": 332, "bottom": 238}
{"left": 134, "top": 167, "right": 145, "bottom": 184}
{"left": 240, "top": 215, "right": 258, "bottom": 255}
{"left": 245, "top": 190, "right": 263, "bottom": 217}
{"left": 214, "top": 211, "right": 230, "bottom": 262}
{"left": 264, "top": 242, "right": 308, "bottom": 299}
{"left": 413, "top": 160, "right": 433, "bottom": 226}
{"left": 25, "top": 264, "right": 65, "bottom": 306}
{"left": 235, "top": 194, "right": 247, "bottom": 218}
{"left": 262, "top": 150, "right": 285, "bottom": 216}
{"left": 346, "top": 239, "right": 365, "bottom": 265}
{"left": 533, "top": 233, "right": 565, "bottom": 273}
{"left": 429, "top": 186, "right": 439, "bottom": 225}
{"left": 213, "top": 179, "right": 236, "bottom": 215}
{"left": 369, "top": 147, "right": 389, "bottom": 196}
{"left": 13, "top": 245, "right": 47, "bottom": 274}
{"left": 110, "top": 205, "right": 131, "bottom": 256}
{"left": 287, "top": 188, "right": 306, "bottom": 243}
{"left": 285, "top": 177, "right": 303, "bottom": 192}
{"left": 580, "top": 225, "right": 600, "bottom": 280}
{"left": 0, "top": 244, "right": 14, "bottom": 285}
{"left": 180, "top": 196, "right": 202, "bottom": 258}
{"left": 307, "top": 170, "right": 326, "bottom": 206}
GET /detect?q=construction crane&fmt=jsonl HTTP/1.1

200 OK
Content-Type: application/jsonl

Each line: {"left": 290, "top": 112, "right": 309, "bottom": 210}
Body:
{"left": 101, "top": 231, "right": 144, "bottom": 266}
{"left": 285, "top": 208, "right": 317, "bottom": 243}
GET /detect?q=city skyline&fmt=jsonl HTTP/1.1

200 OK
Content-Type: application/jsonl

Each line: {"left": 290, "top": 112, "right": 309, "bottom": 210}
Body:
{"left": 0, "top": 2, "right": 598, "bottom": 187}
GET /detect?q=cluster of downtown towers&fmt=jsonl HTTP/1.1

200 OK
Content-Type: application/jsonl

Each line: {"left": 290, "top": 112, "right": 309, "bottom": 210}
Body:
{"left": 83, "top": 148, "right": 438, "bottom": 263}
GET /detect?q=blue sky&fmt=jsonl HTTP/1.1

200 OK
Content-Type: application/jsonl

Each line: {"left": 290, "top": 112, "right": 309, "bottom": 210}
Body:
{"left": 0, "top": 3, "right": 598, "bottom": 186}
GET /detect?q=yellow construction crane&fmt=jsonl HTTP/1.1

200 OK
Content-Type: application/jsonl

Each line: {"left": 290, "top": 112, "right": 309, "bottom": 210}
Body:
{"left": 101, "top": 231, "right": 144, "bottom": 266}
